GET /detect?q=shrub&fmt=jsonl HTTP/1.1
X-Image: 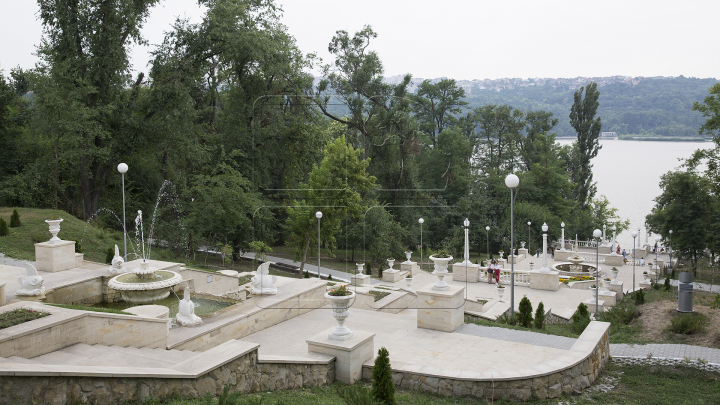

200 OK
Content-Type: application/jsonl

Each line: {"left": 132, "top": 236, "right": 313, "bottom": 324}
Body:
{"left": 497, "top": 312, "right": 518, "bottom": 326}
{"left": 372, "top": 347, "right": 395, "bottom": 405}
{"left": 663, "top": 276, "right": 671, "bottom": 291}
{"left": 711, "top": 294, "right": 720, "bottom": 310}
{"left": 534, "top": 302, "right": 545, "bottom": 329}
{"left": 9, "top": 209, "right": 21, "bottom": 228}
{"left": 0, "top": 218, "right": 8, "bottom": 236}
{"left": 670, "top": 269, "right": 675, "bottom": 280}
{"left": 571, "top": 303, "right": 591, "bottom": 334}
{"left": 303, "top": 270, "right": 309, "bottom": 278}
{"left": 599, "top": 305, "right": 637, "bottom": 325}
{"left": 518, "top": 296, "right": 533, "bottom": 328}
{"left": 73, "top": 239, "right": 83, "bottom": 253}
{"left": 365, "top": 262, "right": 372, "bottom": 275}
{"left": 669, "top": 312, "right": 709, "bottom": 335}
{"left": 634, "top": 289, "right": 645, "bottom": 305}
{"left": 327, "top": 274, "right": 333, "bottom": 281}
{"left": 105, "top": 247, "right": 114, "bottom": 264}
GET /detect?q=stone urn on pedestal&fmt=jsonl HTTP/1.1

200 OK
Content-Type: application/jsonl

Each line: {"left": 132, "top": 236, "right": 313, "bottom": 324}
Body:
{"left": 496, "top": 285, "right": 505, "bottom": 302}
{"left": 356, "top": 263, "right": 364, "bottom": 275}
{"left": 404, "top": 251, "right": 412, "bottom": 263}
{"left": 45, "top": 219, "right": 64, "bottom": 243}
{"left": 643, "top": 272, "right": 649, "bottom": 282}
{"left": 590, "top": 285, "right": 597, "bottom": 299}
{"left": 611, "top": 267, "right": 619, "bottom": 281}
{"left": 325, "top": 285, "right": 356, "bottom": 341}
{"left": 498, "top": 251, "right": 505, "bottom": 260}
{"left": 529, "top": 262, "right": 534, "bottom": 271}
{"left": 387, "top": 258, "right": 395, "bottom": 270}
{"left": 429, "top": 254, "right": 453, "bottom": 291}
{"left": 405, "top": 274, "right": 413, "bottom": 290}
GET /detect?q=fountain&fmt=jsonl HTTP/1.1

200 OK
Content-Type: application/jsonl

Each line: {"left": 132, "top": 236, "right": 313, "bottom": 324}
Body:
{"left": 107, "top": 211, "right": 183, "bottom": 304}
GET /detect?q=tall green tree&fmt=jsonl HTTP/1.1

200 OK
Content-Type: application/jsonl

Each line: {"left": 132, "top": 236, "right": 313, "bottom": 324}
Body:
{"left": 646, "top": 171, "right": 715, "bottom": 274}
{"left": 410, "top": 79, "right": 467, "bottom": 147}
{"left": 35, "top": 0, "right": 161, "bottom": 218}
{"left": 568, "top": 82, "right": 602, "bottom": 209}
{"left": 285, "top": 136, "right": 376, "bottom": 276}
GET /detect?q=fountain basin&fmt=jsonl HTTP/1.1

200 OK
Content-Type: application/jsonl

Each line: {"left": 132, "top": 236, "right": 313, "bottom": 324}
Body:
{"left": 552, "top": 262, "right": 597, "bottom": 277}
{"left": 93, "top": 294, "right": 237, "bottom": 318}
{"left": 108, "top": 270, "right": 184, "bottom": 305}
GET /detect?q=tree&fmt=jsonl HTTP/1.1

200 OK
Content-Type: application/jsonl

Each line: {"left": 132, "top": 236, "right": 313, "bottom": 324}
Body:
{"left": 534, "top": 301, "right": 546, "bottom": 329}
{"left": 646, "top": 170, "right": 715, "bottom": 275}
{"left": 0, "top": 218, "right": 8, "bottom": 236}
{"left": 35, "top": 0, "right": 161, "bottom": 219}
{"left": 518, "top": 296, "right": 533, "bottom": 328}
{"left": 692, "top": 83, "right": 720, "bottom": 137}
{"left": 285, "top": 136, "right": 376, "bottom": 276}
{"left": 568, "top": 82, "right": 602, "bottom": 209}
{"left": 9, "top": 209, "right": 21, "bottom": 228}
{"left": 410, "top": 79, "right": 467, "bottom": 147}
{"left": 372, "top": 347, "right": 396, "bottom": 405}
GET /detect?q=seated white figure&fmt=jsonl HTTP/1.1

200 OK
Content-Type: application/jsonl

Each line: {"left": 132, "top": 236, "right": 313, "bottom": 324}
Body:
{"left": 175, "top": 288, "right": 202, "bottom": 326}
{"left": 17, "top": 264, "right": 45, "bottom": 296}
{"left": 109, "top": 244, "right": 125, "bottom": 275}
{"left": 251, "top": 262, "right": 277, "bottom": 295}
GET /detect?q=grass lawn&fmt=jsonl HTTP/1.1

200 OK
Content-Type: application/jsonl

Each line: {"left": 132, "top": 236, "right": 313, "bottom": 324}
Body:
{"left": 0, "top": 308, "right": 49, "bottom": 329}
{"left": 111, "top": 360, "right": 720, "bottom": 404}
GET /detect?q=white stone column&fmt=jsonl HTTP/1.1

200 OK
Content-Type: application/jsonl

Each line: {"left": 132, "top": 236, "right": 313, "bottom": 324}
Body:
{"left": 464, "top": 226, "right": 470, "bottom": 263}
{"left": 560, "top": 223, "right": 566, "bottom": 251}
{"left": 540, "top": 223, "right": 549, "bottom": 273}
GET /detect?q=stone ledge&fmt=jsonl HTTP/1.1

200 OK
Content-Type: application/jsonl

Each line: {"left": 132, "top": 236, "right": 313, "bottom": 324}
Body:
{"left": 171, "top": 340, "right": 259, "bottom": 376}
{"left": 258, "top": 354, "right": 335, "bottom": 364}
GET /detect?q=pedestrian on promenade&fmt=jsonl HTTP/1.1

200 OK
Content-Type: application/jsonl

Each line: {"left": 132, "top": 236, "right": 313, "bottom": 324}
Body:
{"left": 622, "top": 249, "right": 627, "bottom": 259}
{"left": 494, "top": 262, "right": 501, "bottom": 284}
{"left": 536, "top": 248, "right": 540, "bottom": 258}
{"left": 486, "top": 260, "right": 496, "bottom": 284}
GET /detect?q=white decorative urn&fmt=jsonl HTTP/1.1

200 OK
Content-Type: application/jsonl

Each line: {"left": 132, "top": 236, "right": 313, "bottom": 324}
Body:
{"left": 499, "top": 251, "right": 505, "bottom": 259}
{"left": 404, "top": 251, "right": 413, "bottom": 263}
{"left": 387, "top": 258, "right": 395, "bottom": 270}
{"left": 590, "top": 286, "right": 597, "bottom": 299}
{"left": 356, "top": 263, "right": 364, "bottom": 275}
{"left": 611, "top": 268, "right": 619, "bottom": 281}
{"left": 429, "top": 255, "right": 453, "bottom": 291}
{"left": 45, "top": 219, "right": 64, "bottom": 243}
{"left": 325, "top": 288, "right": 356, "bottom": 340}
{"left": 496, "top": 285, "right": 505, "bottom": 302}
{"left": 529, "top": 262, "right": 535, "bottom": 271}
{"left": 405, "top": 276, "right": 413, "bottom": 290}
{"left": 521, "top": 242, "right": 526, "bottom": 249}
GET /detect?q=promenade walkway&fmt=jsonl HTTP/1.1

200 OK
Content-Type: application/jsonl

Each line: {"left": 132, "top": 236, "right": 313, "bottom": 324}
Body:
{"left": 455, "top": 323, "right": 720, "bottom": 364}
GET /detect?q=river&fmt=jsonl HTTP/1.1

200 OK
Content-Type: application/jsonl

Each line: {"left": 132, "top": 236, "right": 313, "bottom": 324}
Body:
{"left": 555, "top": 139, "right": 714, "bottom": 250}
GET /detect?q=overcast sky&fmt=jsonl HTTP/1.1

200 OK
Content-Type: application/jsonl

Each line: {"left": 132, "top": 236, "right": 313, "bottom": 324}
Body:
{"left": 2, "top": 0, "right": 718, "bottom": 80}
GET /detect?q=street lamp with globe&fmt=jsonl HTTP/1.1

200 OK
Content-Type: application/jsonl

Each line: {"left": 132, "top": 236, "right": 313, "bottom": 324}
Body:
{"left": 631, "top": 231, "right": 638, "bottom": 292}
{"left": 505, "top": 173, "right": 519, "bottom": 316}
{"left": 117, "top": 163, "right": 128, "bottom": 261}
{"left": 316, "top": 211, "right": 322, "bottom": 278}
{"left": 486, "top": 226, "right": 490, "bottom": 261}
{"left": 593, "top": 228, "right": 602, "bottom": 316}
{"left": 419, "top": 218, "right": 424, "bottom": 271}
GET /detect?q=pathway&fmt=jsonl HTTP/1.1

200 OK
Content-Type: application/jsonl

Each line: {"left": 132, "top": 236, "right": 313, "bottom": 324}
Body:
{"left": 240, "top": 252, "right": 379, "bottom": 284}
{"left": 456, "top": 323, "right": 720, "bottom": 364}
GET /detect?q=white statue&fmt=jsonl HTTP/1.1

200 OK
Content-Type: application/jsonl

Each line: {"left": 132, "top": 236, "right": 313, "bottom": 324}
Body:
{"left": 17, "top": 264, "right": 45, "bottom": 296}
{"left": 109, "top": 245, "right": 125, "bottom": 275}
{"left": 175, "top": 289, "right": 202, "bottom": 326}
{"left": 251, "top": 262, "right": 277, "bottom": 295}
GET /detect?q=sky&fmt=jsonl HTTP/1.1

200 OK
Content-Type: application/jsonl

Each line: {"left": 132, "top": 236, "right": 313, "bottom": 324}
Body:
{"left": 1, "top": 0, "right": 718, "bottom": 80}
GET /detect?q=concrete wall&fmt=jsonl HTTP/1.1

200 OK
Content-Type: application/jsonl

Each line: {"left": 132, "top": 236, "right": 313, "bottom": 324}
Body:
{"left": 45, "top": 277, "right": 105, "bottom": 305}
{"left": 179, "top": 269, "right": 238, "bottom": 295}
{"left": 0, "top": 303, "right": 168, "bottom": 358}
{"left": 362, "top": 321, "right": 610, "bottom": 401}
{"left": 0, "top": 344, "right": 334, "bottom": 405}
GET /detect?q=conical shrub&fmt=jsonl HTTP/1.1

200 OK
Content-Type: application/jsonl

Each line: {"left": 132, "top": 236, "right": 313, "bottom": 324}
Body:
{"left": 372, "top": 346, "right": 396, "bottom": 405}
{"left": 518, "top": 296, "right": 533, "bottom": 328}
{"left": 0, "top": 217, "right": 8, "bottom": 236}
{"left": 9, "top": 209, "right": 20, "bottom": 228}
{"left": 534, "top": 301, "right": 546, "bottom": 329}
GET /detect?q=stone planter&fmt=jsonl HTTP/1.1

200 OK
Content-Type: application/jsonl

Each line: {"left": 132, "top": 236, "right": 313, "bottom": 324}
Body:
{"left": 387, "top": 259, "right": 395, "bottom": 270}
{"left": 405, "top": 277, "right": 413, "bottom": 290}
{"left": 45, "top": 219, "right": 64, "bottom": 243}
{"left": 356, "top": 263, "right": 364, "bottom": 275}
{"left": 590, "top": 286, "right": 597, "bottom": 299}
{"left": 496, "top": 286, "right": 505, "bottom": 302}
{"left": 325, "top": 291, "right": 356, "bottom": 341}
{"left": 643, "top": 273, "right": 649, "bottom": 282}
{"left": 404, "top": 251, "right": 412, "bottom": 263}
{"left": 429, "top": 255, "right": 453, "bottom": 291}
{"left": 499, "top": 251, "right": 505, "bottom": 259}
{"left": 529, "top": 262, "right": 535, "bottom": 271}
{"left": 611, "top": 269, "right": 619, "bottom": 281}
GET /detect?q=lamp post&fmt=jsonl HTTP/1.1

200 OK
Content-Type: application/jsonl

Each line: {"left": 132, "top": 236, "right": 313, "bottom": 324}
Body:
{"left": 655, "top": 237, "right": 660, "bottom": 273}
{"left": 463, "top": 218, "right": 470, "bottom": 266}
{"left": 316, "top": 211, "right": 322, "bottom": 278}
{"left": 669, "top": 230, "right": 673, "bottom": 277}
{"left": 505, "top": 173, "right": 519, "bottom": 316}
{"left": 419, "top": 218, "right": 424, "bottom": 271}
{"left": 644, "top": 223, "right": 648, "bottom": 247}
{"left": 593, "top": 228, "right": 602, "bottom": 316}
{"left": 560, "top": 222, "right": 566, "bottom": 251}
{"left": 540, "top": 223, "right": 549, "bottom": 273}
{"left": 117, "top": 163, "right": 128, "bottom": 261}
{"left": 631, "top": 231, "right": 638, "bottom": 293}
{"left": 603, "top": 224, "right": 607, "bottom": 246}
{"left": 486, "top": 226, "right": 490, "bottom": 262}
{"left": 612, "top": 224, "right": 617, "bottom": 252}
{"left": 527, "top": 221, "right": 531, "bottom": 252}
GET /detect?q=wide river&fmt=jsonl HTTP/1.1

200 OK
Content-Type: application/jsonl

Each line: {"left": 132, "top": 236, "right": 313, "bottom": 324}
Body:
{"left": 555, "top": 139, "right": 714, "bottom": 250}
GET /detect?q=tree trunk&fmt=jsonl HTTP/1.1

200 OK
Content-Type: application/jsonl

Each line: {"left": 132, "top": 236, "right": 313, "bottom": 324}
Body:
{"left": 298, "top": 235, "right": 311, "bottom": 278}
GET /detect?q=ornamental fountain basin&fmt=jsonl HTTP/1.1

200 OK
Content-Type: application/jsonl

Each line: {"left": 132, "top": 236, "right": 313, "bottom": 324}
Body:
{"left": 107, "top": 261, "right": 184, "bottom": 305}
{"left": 551, "top": 262, "right": 598, "bottom": 277}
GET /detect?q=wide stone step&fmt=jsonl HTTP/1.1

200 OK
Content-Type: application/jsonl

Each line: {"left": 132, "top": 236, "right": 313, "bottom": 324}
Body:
{"left": 116, "top": 345, "right": 197, "bottom": 364}
{"left": 1, "top": 356, "right": 39, "bottom": 364}
{"left": 30, "top": 343, "right": 188, "bottom": 368}
{"left": 474, "top": 301, "right": 511, "bottom": 321}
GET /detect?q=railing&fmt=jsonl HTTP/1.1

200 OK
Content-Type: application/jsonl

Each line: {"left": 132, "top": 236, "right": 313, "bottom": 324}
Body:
{"left": 576, "top": 240, "right": 599, "bottom": 248}
{"left": 499, "top": 270, "right": 530, "bottom": 287}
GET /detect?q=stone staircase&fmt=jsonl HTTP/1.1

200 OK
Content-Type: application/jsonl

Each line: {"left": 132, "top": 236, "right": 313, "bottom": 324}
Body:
{"left": 0, "top": 343, "right": 198, "bottom": 368}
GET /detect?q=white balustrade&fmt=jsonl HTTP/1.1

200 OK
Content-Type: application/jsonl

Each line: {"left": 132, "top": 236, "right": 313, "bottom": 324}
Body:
{"left": 499, "top": 270, "right": 531, "bottom": 287}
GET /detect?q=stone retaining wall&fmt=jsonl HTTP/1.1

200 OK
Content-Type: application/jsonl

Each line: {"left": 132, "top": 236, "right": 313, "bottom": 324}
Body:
{"left": 0, "top": 349, "right": 334, "bottom": 405}
{"left": 362, "top": 322, "right": 610, "bottom": 401}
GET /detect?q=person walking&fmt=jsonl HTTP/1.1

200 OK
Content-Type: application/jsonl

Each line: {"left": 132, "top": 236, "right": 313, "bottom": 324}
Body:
{"left": 494, "top": 261, "right": 501, "bottom": 284}
{"left": 640, "top": 258, "right": 645, "bottom": 267}
{"left": 622, "top": 249, "right": 627, "bottom": 259}
{"left": 536, "top": 248, "right": 540, "bottom": 258}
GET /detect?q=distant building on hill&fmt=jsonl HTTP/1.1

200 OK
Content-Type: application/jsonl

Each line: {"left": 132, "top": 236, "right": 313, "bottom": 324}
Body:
{"left": 600, "top": 132, "right": 618, "bottom": 139}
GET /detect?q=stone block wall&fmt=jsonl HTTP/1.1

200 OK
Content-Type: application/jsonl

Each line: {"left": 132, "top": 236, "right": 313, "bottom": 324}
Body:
{"left": 362, "top": 323, "right": 610, "bottom": 401}
{"left": 0, "top": 350, "right": 334, "bottom": 405}
{"left": 179, "top": 269, "right": 238, "bottom": 295}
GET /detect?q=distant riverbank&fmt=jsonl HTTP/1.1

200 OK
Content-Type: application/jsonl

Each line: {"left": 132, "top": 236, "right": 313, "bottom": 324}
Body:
{"left": 557, "top": 136, "right": 710, "bottom": 142}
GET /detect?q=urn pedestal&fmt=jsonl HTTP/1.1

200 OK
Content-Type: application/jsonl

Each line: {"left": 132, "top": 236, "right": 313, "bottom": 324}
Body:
{"left": 416, "top": 284, "right": 465, "bottom": 332}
